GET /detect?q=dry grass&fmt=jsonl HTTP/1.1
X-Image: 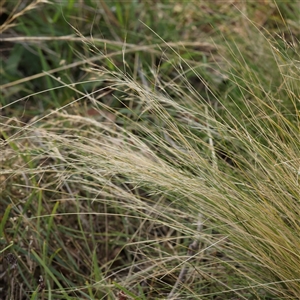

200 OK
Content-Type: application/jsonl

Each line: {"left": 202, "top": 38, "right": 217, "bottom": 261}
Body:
{"left": 1, "top": 1, "right": 300, "bottom": 299}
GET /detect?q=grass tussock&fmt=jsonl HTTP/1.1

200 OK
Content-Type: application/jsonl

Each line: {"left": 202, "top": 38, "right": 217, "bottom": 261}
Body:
{"left": 1, "top": 1, "right": 300, "bottom": 299}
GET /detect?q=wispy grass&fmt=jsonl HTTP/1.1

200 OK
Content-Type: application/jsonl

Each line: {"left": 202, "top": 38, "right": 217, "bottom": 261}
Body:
{"left": 1, "top": 1, "right": 299, "bottom": 299}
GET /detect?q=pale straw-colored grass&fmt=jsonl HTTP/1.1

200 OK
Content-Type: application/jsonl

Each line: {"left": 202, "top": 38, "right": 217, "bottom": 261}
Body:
{"left": 1, "top": 2, "right": 299, "bottom": 299}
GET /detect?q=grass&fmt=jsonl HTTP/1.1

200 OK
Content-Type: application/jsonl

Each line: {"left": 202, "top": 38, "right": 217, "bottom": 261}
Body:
{"left": 1, "top": 1, "right": 300, "bottom": 299}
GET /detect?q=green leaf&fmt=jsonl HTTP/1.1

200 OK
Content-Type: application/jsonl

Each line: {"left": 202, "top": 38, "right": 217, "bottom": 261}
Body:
{"left": 0, "top": 204, "right": 12, "bottom": 239}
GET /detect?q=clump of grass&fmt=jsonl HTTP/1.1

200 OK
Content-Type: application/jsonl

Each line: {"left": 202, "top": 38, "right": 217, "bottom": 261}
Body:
{"left": 1, "top": 1, "right": 299, "bottom": 299}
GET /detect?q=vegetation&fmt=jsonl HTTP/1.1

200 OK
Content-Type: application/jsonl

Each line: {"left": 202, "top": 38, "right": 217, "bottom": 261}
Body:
{"left": 1, "top": 1, "right": 299, "bottom": 299}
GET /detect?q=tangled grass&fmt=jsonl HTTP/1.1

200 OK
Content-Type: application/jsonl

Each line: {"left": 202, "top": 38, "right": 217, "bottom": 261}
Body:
{"left": 1, "top": 1, "right": 299, "bottom": 299}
